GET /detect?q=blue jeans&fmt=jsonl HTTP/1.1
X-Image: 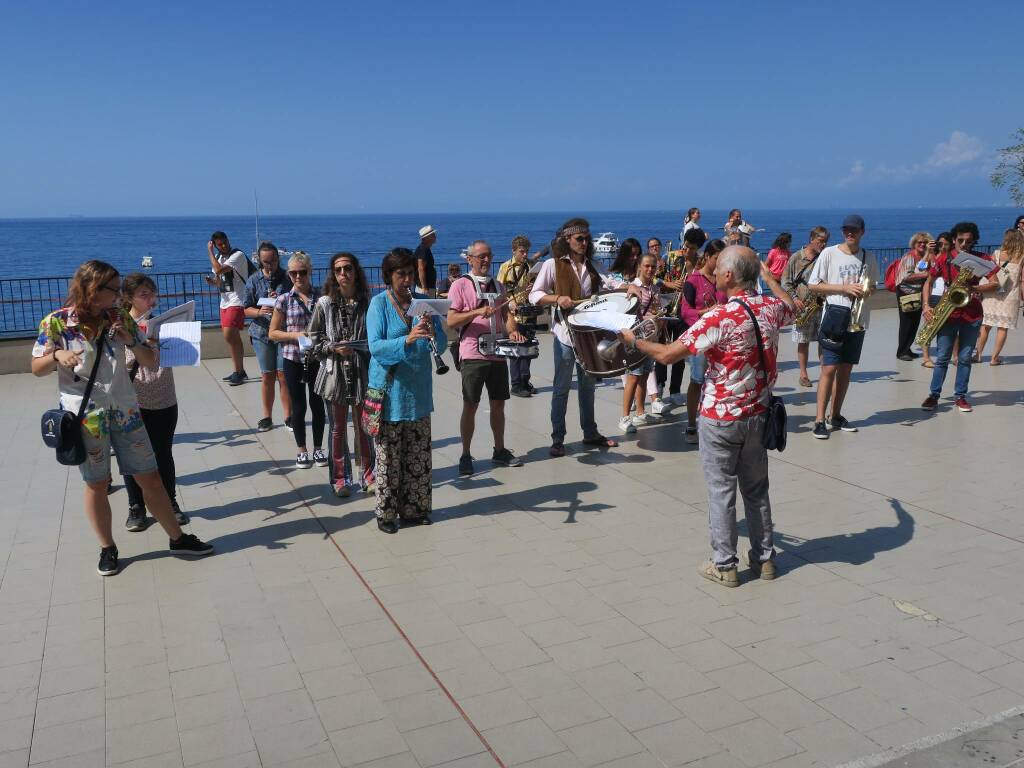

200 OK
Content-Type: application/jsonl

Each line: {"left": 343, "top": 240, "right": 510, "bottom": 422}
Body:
{"left": 551, "top": 337, "right": 598, "bottom": 444}
{"left": 929, "top": 320, "right": 981, "bottom": 399}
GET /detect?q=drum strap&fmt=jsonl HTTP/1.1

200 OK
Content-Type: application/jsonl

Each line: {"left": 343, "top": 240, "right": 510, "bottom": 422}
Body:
{"left": 553, "top": 258, "right": 600, "bottom": 324}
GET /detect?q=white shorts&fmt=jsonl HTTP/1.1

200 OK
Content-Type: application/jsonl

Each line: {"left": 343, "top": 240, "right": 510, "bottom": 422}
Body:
{"left": 791, "top": 313, "right": 821, "bottom": 344}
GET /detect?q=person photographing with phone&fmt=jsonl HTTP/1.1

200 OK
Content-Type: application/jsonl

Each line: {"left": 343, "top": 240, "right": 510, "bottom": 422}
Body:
{"left": 205, "top": 231, "right": 250, "bottom": 385}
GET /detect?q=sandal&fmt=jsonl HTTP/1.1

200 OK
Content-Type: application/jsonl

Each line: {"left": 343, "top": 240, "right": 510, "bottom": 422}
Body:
{"left": 991, "top": 357, "right": 1004, "bottom": 366}
{"left": 799, "top": 376, "right": 812, "bottom": 388}
{"left": 549, "top": 443, "right": 565, "bottom": 458}
{"left": 921, "top": 360, "right": 934, "bottom": 368}
{"left": 582, "top": 434, "right": 618, "bottom": 449}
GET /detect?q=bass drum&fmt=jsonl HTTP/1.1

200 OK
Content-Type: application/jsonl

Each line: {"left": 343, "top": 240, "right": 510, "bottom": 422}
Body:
{"left": 567, "top": 294, "right": 646, "bottom": 377}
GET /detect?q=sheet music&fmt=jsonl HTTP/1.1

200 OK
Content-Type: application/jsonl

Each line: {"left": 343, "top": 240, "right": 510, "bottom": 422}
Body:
{"left": 256, "top": 297, "right": 276, "bottom": 308}
{"left": 158, "top": 321, "right": 202, "bottom": 367}
{"left": 408, "top": 298, "right": 452, "bottom": 317}
{"left": 574, "top": 311, "right": 637, "bottom": 333}
{"left": 145, "top": 301, "right": 195, "bottom": 340}
{"left": 952, "top": 252, "right": 995, "bottom": 276}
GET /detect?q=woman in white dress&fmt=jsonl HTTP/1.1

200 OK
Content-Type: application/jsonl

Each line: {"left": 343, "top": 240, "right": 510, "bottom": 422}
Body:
{"left": 976, "top": 229, "right": 1024, "bottom": 365}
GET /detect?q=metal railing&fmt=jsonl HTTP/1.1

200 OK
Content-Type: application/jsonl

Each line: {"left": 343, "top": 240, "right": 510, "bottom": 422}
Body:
{"left": 0, "top": 246, "right": 996, "bottom": 338}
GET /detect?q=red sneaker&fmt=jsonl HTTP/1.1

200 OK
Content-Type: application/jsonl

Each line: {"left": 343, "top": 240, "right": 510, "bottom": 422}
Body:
{"left": 921, "top": 395, "right": 939, "bottom": 410}
{"left": 955, "top": 397, "right": 972, "bottom": 412}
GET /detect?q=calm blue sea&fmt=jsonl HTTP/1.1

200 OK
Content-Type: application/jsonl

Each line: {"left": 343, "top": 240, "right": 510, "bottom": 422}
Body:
{"left": 0, "top": 208, "right": 1018, "bottom": 279}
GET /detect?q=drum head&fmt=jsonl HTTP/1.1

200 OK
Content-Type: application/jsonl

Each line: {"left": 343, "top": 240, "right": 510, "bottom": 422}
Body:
{"left": 568, "top": 293, "right": 638, "bottom": 328}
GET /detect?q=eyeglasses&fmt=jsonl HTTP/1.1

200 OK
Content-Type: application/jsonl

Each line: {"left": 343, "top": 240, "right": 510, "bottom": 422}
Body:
{"left": 288, "top": 269, "right": 308, "bottom": 277}
{"left": 333, "top": 265, "right": 354, "bottom": 274}
{"left": 472, "top": 252, "right": 493, "bottom": 260}
{"left": 571, "top": 235, "right": 591, "bottom": 243}
{"left": 100, "top": 283, "right": 122, "bottom": 295}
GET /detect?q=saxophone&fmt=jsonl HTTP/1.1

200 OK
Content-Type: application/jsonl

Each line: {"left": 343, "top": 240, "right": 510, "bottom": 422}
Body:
{"left": 793, "top": 294, "right": 823, "bottom": 326}
{"left": 915, "top": 267, "right": 972, "bottom": 348}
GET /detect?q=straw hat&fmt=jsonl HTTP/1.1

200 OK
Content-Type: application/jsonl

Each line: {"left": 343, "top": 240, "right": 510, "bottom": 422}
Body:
{"left": 419, "top": 225, "right": 437, "bottom": 240}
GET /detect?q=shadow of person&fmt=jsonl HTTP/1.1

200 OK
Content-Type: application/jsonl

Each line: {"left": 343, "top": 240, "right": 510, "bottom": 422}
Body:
{"left": 771, "top": 498, "right": 915, "bottom": 573}
{"left": 175, "top": 429, "right": 258, "bottom": 450}
{"left": 436, "top": 480, "right": 607, "bottom": 525}
{"left": 177, "top": 459, "right": 282, "bottom": 487}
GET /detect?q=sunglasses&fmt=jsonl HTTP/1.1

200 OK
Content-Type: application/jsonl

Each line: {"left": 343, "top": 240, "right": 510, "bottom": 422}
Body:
{"left": 571, "top": 235, "right": 591, "bottom": 243}
{"left": 288, "top": 269, "right": 308, "bottom": 277}
{"left": 333, "top": 265, "right": 354, "bottom": 274}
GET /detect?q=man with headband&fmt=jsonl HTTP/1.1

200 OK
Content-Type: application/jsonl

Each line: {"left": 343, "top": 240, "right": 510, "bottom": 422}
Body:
{"left": 530, "top": 218, "right": 619, "bottom": 457}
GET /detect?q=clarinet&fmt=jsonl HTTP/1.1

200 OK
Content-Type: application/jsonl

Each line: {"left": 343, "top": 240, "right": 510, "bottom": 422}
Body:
{"left": 338, "top": 301, "right": 358, "bottom": 404}
{"left": 401, "top": 288, "right": 448, "bottom": 375}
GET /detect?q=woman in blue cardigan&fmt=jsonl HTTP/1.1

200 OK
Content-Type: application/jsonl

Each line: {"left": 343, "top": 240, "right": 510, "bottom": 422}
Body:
{"left": 367, "top": 248, "right": 446, "bottom": 533}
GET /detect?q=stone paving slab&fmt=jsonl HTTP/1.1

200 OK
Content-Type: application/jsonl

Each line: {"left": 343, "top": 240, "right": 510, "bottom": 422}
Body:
{"left": 1, "top": 308, "right": 1024, "bottom": 767}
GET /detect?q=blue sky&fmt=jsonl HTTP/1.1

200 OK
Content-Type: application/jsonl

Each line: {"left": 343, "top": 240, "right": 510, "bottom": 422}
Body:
{"left": 3, "top": 0, "right": 1023, "bottom": 217}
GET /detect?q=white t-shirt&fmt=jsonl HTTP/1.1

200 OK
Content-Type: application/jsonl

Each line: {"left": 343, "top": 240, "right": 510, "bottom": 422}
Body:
{"left": 807, "top": 245, "right": 881, "bottom": 330}
{"left": 216, "top": 249, "right": 250, "bottom": 309}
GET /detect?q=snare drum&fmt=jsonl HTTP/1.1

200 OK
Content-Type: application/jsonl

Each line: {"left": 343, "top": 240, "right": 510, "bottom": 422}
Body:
{"left": 566, "top": 294, "right": 646, "bottom": 377}
{"left": 494, "top": 339, "right": 539, "bottom": 359}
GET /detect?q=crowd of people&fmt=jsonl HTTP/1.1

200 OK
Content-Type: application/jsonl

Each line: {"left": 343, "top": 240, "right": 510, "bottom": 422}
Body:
{"left": 32, "top": 213, "right": 1024, "bottom": 583}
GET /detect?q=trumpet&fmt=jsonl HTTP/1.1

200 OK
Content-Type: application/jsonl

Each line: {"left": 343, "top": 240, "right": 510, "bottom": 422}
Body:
{"left": 849, "top": 274, "right": 875, "bottom": 333}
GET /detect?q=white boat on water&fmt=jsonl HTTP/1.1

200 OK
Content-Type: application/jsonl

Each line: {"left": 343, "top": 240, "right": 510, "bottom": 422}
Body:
{"left": 593, "top": 232, "right": 618, "bottom": 255}
{"left": 141, "top": 255, "right": 153, "bottom": 269}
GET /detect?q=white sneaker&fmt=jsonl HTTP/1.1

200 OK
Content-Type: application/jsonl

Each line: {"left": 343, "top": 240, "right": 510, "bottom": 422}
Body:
{"left": 618, "top": 416, "right": 637, "bottom": 434}
{"left": 631, "top": 414, "right": 650, "bottom": 427}
{"left": 651, "top": 398, "right": 669, "bottom": 415}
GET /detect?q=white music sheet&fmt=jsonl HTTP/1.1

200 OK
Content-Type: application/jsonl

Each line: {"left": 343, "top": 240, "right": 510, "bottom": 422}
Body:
{"left": 145, "top": 301, "right": 196, "bottom": 340}
{"left": 157, "top": 321, "right": 202, "bottom": 367}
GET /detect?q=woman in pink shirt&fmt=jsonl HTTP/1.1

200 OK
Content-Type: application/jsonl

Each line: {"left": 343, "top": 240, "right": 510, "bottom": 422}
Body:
{"left": 764, "top": 233, "right": 792, "bottom": 281}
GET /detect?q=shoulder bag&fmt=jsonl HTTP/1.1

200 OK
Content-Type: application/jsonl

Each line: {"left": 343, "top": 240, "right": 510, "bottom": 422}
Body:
{"left": 40, "top": 331, "right": 106, "bottom": 466}
{"left": 732, "top": 301, "right": 787, "bottom": 452}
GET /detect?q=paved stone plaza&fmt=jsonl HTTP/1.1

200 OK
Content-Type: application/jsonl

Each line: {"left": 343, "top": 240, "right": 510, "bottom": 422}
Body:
{"left": 2, "top": 307, "right": 1024, "bottom": 768}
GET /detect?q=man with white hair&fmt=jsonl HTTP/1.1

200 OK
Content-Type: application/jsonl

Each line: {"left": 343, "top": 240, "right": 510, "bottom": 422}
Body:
{"left": 619, "top": 246, "right": 795, "bottom": 587}
{"left": 447, "top": 241, "right": 526, "bottom": 476}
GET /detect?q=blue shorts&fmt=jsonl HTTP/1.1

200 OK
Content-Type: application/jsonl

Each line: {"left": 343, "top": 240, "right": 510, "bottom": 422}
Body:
{"left": 627, "top": 358, "right": 654, "bottom": 377}
{"left": 690, "top": 353, "right": 708, "bottom": 385}
{"left": 81, "top": 423, "right": 158, "bottom": 485}
{"left": 251, "top": 335, "right": 284, "bottom": 374}
{"left": 820, "top": 330, "right": 865, "bottom": 366}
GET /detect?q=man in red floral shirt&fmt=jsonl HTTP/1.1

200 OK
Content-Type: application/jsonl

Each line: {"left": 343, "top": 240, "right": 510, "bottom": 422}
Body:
{"left": 619, "top": 246, "right": 795, "bottom": 587}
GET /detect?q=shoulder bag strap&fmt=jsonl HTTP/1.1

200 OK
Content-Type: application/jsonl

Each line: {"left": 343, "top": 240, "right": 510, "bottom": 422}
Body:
{"left": 76, "top": 326, "right": 108, "bottom": 420}
{"left": 732, "top": 300, "right": 771, "bottom": 394}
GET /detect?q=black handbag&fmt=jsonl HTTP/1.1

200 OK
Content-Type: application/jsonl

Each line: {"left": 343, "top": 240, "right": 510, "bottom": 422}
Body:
{"left": 818, "top": 303, "right": 852, "bottom": 352}
{"left": 41, "top": 337, "right": 105, "bottom": 466}
{"left": 733, "top": 300, "right": 787, "bottom": 452}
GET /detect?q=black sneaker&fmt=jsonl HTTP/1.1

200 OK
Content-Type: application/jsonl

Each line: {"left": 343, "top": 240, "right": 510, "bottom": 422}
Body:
{"left": 125, "top": 505, "right": 147, "bottom": 532}
{"left": 812, "top": 422, "right": 830, "bottom": 440}
{"left": 510, "top": 387, "right": 531, "bottom": 398}
{"left": 256, "top": 417, "right": 273, "bottom": 432}
{"left": 98, "top": 545, "right": 119, "bottom": 576}
{"left": 226, "top": 371, "right": 245, "bottom": 387}
{"left": 459, "top": 454, "right": 474, "bottom": 476}
{"left": 169, "top": 533, "right": 214, "bottom": 557}
{"left": 828, "top": 415, "right": 858, "bottom": 433}
{"left": 492, "top": 448, "right": 523, "bottom": 467}
{"left": 171, "top": 500, "right": 189, "bottom": 526}
{"left": 525, "top": 382, "right": 537, "bottom": 394}
{"left": 284, "top": 416, "right": 293, "bottom": 432}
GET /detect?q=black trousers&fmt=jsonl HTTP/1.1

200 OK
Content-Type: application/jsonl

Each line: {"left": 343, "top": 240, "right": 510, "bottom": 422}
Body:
{"left": 654, "top": 324, "right": 686, "bottom": 395}
{"left": 124, "top": 404, "right": 178, "bottom": 510}
{"left": 283, "top": 357, "right": 326, "bottom": 449}
{"left": 897, "top": 308, "right": 922, "bottom": 356}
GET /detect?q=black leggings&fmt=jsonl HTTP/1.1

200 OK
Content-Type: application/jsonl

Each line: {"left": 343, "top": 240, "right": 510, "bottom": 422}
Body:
{"left": 124, "top": 404, "right": 178, "bottom": 510}
{"left": 655, "top": 325, "right": 686, "bottom": 395}
{"left": 283, "top": 357, "right": 325, "bottom": 449}
{"left": 897, "top": 309, "right": 922, "bottom": 357}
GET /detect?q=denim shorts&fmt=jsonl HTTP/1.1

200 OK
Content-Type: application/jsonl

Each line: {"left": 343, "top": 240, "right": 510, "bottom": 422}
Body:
{"left": 251, "top": 335, "right": 284, "bottom": 374}
{"left": 80, "top": 423, "right": 158, "bottom": 485}
{"left": 627, "top": 357, "right": 654, "bottom": 377}
{"left": 820, "top": 330, "right": 865, "bottom": 366}
{"left": 690, "top": 353, "right": 708, "bottom": 385}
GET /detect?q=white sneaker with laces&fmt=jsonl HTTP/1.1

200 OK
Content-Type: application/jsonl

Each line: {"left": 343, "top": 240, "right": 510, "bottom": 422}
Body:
{"left": 651, "top": 398, "right": 668, "bottom": 415}
{"left": 618, "top": 416, "right": 637, "bottom": 434}
{"left": 296, "top": 452, "right": 313, "bottom": 468}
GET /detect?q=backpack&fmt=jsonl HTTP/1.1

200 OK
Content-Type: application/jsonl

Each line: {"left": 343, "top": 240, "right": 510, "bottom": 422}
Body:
{"left": 884, "top": 259, "right": 901, "bottom": 292}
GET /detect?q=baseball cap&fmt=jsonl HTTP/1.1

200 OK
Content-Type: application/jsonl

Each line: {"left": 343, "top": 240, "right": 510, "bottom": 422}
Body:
{"left": 841, "top": 214, "right": 865, "bottom": 231}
